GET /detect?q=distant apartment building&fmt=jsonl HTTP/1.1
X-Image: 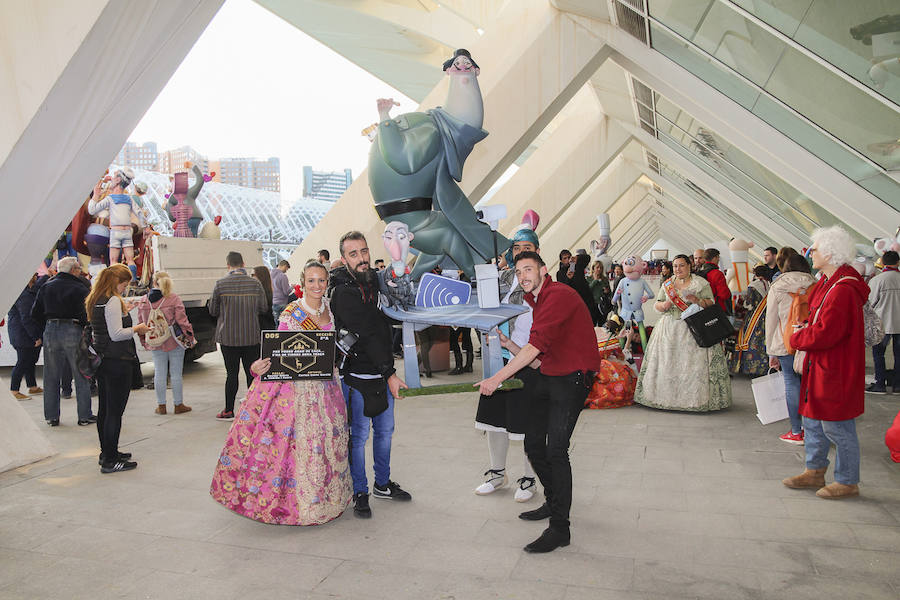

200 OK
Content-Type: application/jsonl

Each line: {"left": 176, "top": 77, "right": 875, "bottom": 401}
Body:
{"left": 302, "top": 166, "right": 352, "bottom": 202}
{"left": 159, "top": 145, "right": 210, "bottom": 175}
{"left": 114, "top": 141, "right": 158, "bottom": 171}
{"left": 211, "top": 157, "right": 281, "bottom": 192}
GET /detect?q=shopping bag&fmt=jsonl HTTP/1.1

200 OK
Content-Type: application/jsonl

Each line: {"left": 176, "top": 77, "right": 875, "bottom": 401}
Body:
{"left": 752, "top": 369, "right": 788, "bottom": 425}
{"left": 683, "top": 304, "right": 735, "bottom": 348}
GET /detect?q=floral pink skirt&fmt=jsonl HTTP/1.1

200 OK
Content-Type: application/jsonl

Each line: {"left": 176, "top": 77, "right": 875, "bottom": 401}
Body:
{"left": 210, "top": 375, "right": 351, "bottom": 525}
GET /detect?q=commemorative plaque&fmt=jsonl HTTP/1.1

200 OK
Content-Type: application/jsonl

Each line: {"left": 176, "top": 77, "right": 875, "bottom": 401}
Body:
{"left": 260, "top": 330, "right": 335, "bottom": 381}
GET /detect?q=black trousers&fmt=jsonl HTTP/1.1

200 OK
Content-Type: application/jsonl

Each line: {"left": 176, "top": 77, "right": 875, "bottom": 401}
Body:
{"left": 524, "top": 371, "right": 590, "bottom": 532}
{"left": 448, "top": 327, "right": 472, "bottom": 355}
{"left": 221, "top": 344, "right": 259, "bottom": 412}
{"left": 96, "top": 357, "right": 133, "bottom": 462}
{"left": 11, "top": 346, "right": 41, "bottom": 390}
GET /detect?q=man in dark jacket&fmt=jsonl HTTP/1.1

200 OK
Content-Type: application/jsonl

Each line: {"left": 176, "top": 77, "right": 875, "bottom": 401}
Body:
{"left": 556, "top": 249, "right": 573, "bottom": 286}
{"left": 31, "top": 257, "right": 94, "bottom": 426}
{"left": 330, "top": 231, "right": 409, "bottom": 519}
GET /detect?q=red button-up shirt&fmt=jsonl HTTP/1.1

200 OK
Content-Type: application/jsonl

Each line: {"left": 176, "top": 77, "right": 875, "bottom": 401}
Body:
{"left": 525, "top": 276, "right": 601, "bottom": 376}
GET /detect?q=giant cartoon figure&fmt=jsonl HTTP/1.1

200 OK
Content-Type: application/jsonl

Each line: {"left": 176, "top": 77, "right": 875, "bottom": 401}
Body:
{"left": 612, "top": 256, "right": 654, "bottom": 348}
{"left": 368, "top": 49, "right": 510, "bottom": 280}
{"left": 89, "top": 168, "right": 145, "bottom": 280}
{"left": 589, "top": 213, "right": 613, "bottom": 272}
{"left": 726, "top": 238, "right": 754, "bottom": 306}
{"left": 166, "top": 164, "right": 208, "bottom": 237}
{"left": 71, "top": 191, "right": 110, "bottom": 277}
{"left": 379, "top": 221, "right": 417, "bottom": 308}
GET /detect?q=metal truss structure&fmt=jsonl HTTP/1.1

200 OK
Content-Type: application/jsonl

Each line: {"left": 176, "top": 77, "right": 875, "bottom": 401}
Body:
{"left": 112, "top": 166, "right": 334, "bottom": 266}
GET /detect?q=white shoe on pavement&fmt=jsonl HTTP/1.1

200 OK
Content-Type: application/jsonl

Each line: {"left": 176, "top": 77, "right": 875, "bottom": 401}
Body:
{"left": 514, "top": 476, "right": 536, "bottom": 502}
{"left": 475, "top": 468, "right": 507, "bottom": 495}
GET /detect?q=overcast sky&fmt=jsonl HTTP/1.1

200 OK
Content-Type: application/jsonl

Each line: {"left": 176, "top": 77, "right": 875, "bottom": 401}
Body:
{"left": 128, "top": 0, "right": 417, "bottom": 205}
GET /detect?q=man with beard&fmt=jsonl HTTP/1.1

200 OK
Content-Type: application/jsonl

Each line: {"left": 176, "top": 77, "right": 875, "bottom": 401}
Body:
{"left": 477, "top": 251, "right": 601, "bottom": 553}
{"left": 330, "top": 231, "right": 410, "bottom": 518}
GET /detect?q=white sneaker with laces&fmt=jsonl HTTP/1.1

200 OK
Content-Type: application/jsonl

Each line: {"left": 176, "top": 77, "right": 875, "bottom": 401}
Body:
{"left": 515, "top": 476, "right": 536, "bottom": 502}
{"left": 475, "top": 469, "right": 507, "bottom": 495}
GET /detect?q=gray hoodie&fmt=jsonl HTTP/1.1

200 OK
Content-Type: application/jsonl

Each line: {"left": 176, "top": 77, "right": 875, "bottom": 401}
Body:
{"left": 764, "top": 270, "right": 816, "bottom": 357}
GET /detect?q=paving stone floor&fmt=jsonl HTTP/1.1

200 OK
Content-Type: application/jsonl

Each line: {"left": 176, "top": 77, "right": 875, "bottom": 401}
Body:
{"left": 1, "top": 353, "right": 898, "bottom": 600}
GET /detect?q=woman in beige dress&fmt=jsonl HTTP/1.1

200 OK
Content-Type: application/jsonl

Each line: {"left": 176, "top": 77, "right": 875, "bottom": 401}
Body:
{"left": 635, "top": 254, "right": 732, "bottom": 411}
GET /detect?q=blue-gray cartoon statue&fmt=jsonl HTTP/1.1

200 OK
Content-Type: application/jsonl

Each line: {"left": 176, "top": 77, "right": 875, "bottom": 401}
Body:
{"left": 368, "top": 49, "right": 510, "bottom": 280}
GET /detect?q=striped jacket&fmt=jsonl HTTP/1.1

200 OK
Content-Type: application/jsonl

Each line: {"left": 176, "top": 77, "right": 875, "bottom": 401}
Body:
{"left": 208, "top": 269, "right": 268, "bottom": 347}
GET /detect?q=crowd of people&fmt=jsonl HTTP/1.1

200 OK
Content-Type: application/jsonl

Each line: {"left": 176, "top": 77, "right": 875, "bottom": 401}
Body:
{"left": 7, "top": 220, "right": 898, "bottom": 546}
{"left": 552, "top": 227, "right": 896, "bottom": 502}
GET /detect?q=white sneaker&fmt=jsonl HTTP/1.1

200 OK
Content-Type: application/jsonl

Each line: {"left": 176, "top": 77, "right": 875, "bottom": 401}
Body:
{"left": 515, "top": 477, "right": 536, "bottom": 502}
{"left": 475, "top": 469, "right": 507, "bottom": 495}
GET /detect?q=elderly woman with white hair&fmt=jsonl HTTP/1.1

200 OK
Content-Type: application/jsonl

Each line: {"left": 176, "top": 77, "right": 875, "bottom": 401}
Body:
{"left": 782, "top": 226, "right": 870, "bottom": 499}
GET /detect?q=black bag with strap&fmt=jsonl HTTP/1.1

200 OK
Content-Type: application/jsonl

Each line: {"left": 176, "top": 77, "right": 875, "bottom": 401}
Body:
{"left": 75, "top": 324, "right": 102, "bottom": 379}
{"left": 343, "top": 373, "right": 389, "bottom": 418}
{"left": 683, "top": 304, "right": 735, "bottom": 348}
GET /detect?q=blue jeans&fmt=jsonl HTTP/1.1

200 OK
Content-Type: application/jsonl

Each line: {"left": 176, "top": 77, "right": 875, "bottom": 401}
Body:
{"left": 42, "top": 321, "right": 93, "bottom": 421}
{"left": 777, "top": 355, "right": 802, "bottom": 434}
{"left": 872, "top": 333, "right": 898, "bottom": 388}
{"left": 803, "top": 416, "right": 860, "bottom": 485}
{"left": 151, "top": 347, "right": 185, "bottom": 405}
{"left": 272, "top": 304, "right": 286, "bottom": 322}
{"left": 341, "top": 378, "right": 395, "bottom": 494}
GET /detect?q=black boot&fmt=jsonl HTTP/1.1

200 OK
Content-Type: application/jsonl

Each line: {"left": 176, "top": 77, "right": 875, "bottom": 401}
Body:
{"left": 463, "top": 349, "right": 474, "bottom": 373}
{"left": 448, "top": 349, "right": 464, "bottom": 375}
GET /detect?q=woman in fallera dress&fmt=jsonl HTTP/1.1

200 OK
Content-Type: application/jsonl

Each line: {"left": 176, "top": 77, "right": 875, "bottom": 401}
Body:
{"left": 210, "top": 261, "right": 351, "bottom": 525}
{"left": 635, "top": 254, "right": 732, "bottom": 412}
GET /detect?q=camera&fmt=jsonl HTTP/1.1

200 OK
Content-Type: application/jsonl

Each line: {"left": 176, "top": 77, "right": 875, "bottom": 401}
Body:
{"left": 335, "top": 328, "right": 359, "bottom": 370}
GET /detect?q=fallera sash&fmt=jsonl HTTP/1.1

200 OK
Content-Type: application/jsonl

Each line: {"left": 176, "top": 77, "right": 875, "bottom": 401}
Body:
{"left": 662, "top": 278, "right": 691, "bottom": 312}
{"left": 288, "top": 304, "right": 320, "bottom": 331}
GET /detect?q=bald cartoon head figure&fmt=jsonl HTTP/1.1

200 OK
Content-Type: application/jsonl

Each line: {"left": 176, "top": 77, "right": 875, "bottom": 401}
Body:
{"left": 383, "top": 221, "right": 415, "bottom": 276}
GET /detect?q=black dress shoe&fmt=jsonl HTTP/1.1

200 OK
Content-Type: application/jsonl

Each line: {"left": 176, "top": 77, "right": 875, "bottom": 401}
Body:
{"left": 353, "top": 492, "right": 372, "bottom": 518}
{"left": 518, "top": 503, "right": 551, "bottom": 521}
{"left": 523, "top": 527, "right": 570, "bottom": 553}
{"left": 77, "top": 415, "right": 98, "bottom": 426}
{"left": 98, "top": 451, "right": 133, "bottom": 465}
{"left": 46, "top": 419, "right": 59, "bottom": 427}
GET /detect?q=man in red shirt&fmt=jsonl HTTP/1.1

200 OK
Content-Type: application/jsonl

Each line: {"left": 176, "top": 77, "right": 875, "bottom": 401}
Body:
{"left": 698, "top": 247, "right": 731, "bottom": 313}
{"left": 477, "top": 251, "right": 601, "bottom": 553}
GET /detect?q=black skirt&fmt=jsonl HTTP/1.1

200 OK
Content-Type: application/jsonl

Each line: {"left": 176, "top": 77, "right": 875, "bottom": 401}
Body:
{"left": 475, "top": 366, "right": 539, "bottom": 437}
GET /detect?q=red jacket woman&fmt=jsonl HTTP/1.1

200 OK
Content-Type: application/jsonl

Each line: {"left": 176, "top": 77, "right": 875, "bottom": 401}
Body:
{"left": 790, "top": 264, "right": 869, "bottom": 421}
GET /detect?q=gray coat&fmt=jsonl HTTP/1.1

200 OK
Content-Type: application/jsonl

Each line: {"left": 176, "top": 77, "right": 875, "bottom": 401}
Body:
{"left": 869, "top": 268, "right": 900, "bottom": 334}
